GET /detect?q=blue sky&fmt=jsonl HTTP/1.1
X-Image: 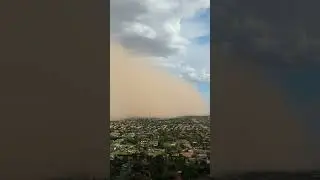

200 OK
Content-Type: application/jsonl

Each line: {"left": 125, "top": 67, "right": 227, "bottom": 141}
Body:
{"left": 196, "top": 82, "right": 210, "bottom": 105}
{"left": 184, "top": 8, "right": 210, "bottom": 104}
{"left": 195, "top": 10, "right": 210, "bottom": 104}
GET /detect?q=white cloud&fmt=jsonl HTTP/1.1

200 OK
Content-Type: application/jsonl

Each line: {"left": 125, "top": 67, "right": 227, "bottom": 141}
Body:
{"left": 110, "top": 0, "right": 210, "bottom": 82}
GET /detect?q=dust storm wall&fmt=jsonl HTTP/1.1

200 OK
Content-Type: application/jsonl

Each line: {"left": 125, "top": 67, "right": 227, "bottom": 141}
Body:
{"left": 110, "top": 42, "right": 209, "bottom": 120}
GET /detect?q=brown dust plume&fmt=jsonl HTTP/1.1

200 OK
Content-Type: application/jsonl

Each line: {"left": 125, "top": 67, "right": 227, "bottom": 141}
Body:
{"left": 110, "top": 42, "right": 208, "bottom": 120}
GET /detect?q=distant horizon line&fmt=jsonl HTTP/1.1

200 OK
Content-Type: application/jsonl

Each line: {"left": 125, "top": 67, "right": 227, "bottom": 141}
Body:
{"left": 110, "top": 114, "right": 210, "bottom": 121}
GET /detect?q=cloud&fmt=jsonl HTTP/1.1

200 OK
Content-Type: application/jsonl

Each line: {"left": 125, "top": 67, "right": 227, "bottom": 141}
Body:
{"left": 110, "top": 0, "right": 210, "bottom": 83}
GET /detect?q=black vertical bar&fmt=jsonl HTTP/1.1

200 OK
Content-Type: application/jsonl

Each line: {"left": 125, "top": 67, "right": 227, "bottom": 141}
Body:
{"left": 0, "top": 1, "right": 110, "bottom": 179}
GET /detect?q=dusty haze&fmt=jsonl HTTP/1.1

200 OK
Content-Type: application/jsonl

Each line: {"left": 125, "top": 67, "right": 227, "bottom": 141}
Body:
{"left": 110, "top": 42, "right": 208, "bottom": 120}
